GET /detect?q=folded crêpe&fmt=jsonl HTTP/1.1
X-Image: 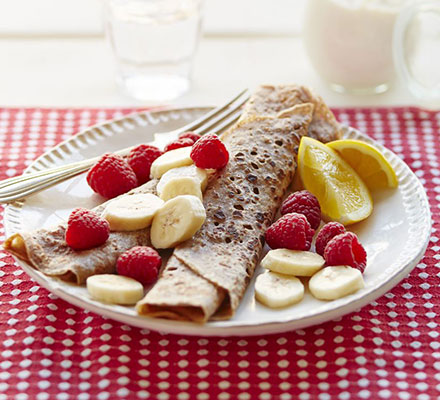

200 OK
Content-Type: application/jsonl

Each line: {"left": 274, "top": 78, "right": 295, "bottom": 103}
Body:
{"left": 137, "top": 87, "right": 339, "bottom": 322}
{"left": 243, "top": 84, "right": 342, "bottom": 143}
{"left": 4, "top": 180, "right": 158, "bottom": 284}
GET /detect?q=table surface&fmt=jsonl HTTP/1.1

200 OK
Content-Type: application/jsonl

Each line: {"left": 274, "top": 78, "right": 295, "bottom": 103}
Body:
{"left": 0, "top": 34, "right": 426, "bottom": 109}
{"left": 0, "top": 105, "right": 439, "bottom": 400}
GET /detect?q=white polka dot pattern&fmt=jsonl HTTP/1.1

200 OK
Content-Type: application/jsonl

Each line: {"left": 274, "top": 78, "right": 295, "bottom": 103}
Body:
{"left": 0, "top": 107, "right": 439, "bottom": 399}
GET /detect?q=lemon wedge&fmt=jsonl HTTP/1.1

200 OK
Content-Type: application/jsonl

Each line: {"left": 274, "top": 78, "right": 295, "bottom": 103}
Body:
{"left": 298, "top": 137, "right": 373, "bottom": 225}
{"left": 327, "top": 139, "right": 398, "bottom": 190}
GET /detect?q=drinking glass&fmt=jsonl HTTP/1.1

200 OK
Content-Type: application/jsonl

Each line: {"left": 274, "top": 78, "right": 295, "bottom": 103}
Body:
{"left": 303, "top": 0, "right": 410, "bottom": 95}
{"left": 105, "top": 0, "right": 204, "bottom": 102}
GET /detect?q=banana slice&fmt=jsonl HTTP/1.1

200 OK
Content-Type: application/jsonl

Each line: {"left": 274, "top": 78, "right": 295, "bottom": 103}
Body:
{"left": 261, "top": 249, "right": 325, "bottom": 277}
{"left": 102, "top": 193, "right": 164, "bottom": 231}
{"left": 309, "top": 266, "right": 365, "bottom": 301}
{"left": 151, "top": 195, "right": 206, "bottom": 248}
{"left": 255, "top": 271, "right": 304, "bottom": 308}
{"left": 87, "top": 274, "right": 144, "bottom": 305}
{"left": 158, "top": 176, "right": 203, "bottom": 202}
{"left": 150, "top": 147, "right": 193, "bottom": 179}
{"left": 157, "top": 165, "right": 209, "bottom": 194}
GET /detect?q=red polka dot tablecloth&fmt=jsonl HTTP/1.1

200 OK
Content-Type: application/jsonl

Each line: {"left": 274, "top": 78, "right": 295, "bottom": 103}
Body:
{"left": 0, "top": 106, "right": 439, "bottom": 400}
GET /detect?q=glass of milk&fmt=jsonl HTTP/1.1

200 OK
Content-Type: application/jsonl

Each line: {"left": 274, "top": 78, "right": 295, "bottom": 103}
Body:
{"left": 105, "top": 0, "right": 204, "bottom": 102}
{"left": 303, "top": 0, "right": 409, "bottom": 95}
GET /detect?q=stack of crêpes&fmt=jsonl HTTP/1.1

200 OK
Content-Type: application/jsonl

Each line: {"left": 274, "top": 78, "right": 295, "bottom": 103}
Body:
{"left": 4, "top": 85, "right": 341, "bottom": 323}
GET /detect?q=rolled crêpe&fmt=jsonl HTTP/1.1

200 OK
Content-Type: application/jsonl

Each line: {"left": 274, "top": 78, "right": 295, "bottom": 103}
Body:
{"left": 4, "top": 180, "right": 158, "bottom": 284}
{"left": 243, "top": 84, "right": 342, "bottom": 143}
{"left": 137, "top": 102, "right": 316, "bottom": 322}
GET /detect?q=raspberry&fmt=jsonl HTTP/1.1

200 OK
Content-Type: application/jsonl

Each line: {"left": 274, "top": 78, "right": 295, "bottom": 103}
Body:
{"left": 65, "top": 208, "right": 110, "bottom": 250}
{"left": 87, "top": 153, "right": 138, "bottom": 198}
{"left": 178, "top": 131, "right": 201, "bottom": 143}
{"left": 117, "top": 246, "right": 161, "bottom": 285}
{"left": 127, "top": 144, "right": 162, "bottom": 184}
{"left": 164, "top": 138, "right": 194, "bottom": 153}
{"left": 190, "top": 133, "right": 229, "bottom": 169}
{"left": 315, "top": 222, "right": 346, "bottom": 256}
{"left": 265, "top": 213, "right": 315, "bottom": 251}
{"left": 324, "top": 232, "right": 367, "bottom": 273}
{"left": 280, "top": 190, "right": 321, "bottom": 230}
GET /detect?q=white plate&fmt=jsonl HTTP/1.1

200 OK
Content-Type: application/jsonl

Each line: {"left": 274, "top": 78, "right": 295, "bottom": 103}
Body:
{"left": 4, "top": 107, "right": 431, "bottom": 337}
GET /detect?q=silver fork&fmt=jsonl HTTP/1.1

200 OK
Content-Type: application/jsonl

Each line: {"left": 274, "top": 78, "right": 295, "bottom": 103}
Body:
{"left": 0, "top": 89, "right": 249, "bottom": 203}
